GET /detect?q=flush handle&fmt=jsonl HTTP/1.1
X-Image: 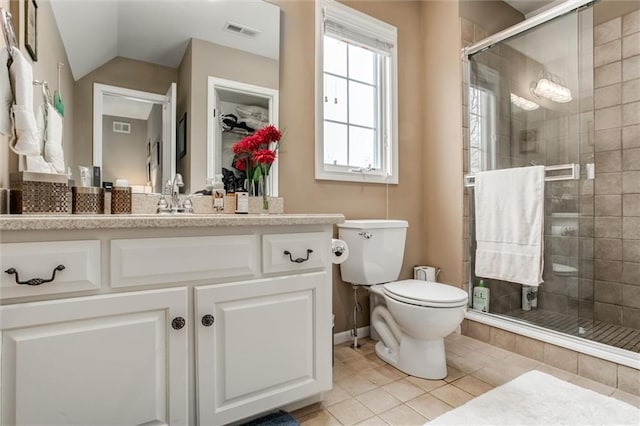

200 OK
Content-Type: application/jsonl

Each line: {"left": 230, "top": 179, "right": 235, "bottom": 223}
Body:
{"left": 4, "top": 265, "right": 65, "bottom": 286}
{"left": 284, "top": 249, "right": 313, "bottom": 263}
{"left": 358, "top": 232, "right": 373, "bottom": 239}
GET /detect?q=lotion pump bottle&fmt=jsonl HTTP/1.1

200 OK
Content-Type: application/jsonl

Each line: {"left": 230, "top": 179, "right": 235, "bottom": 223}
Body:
{"left": 212, "top": 174, "right": 226, "bottom": 212}
{"left": 473, "top": 279, "right": 490, "bottom": 312}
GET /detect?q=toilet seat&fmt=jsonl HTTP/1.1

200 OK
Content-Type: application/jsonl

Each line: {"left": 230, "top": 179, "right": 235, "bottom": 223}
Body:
{"left": 383, "top": 279, "right": 468, "bottom": 308}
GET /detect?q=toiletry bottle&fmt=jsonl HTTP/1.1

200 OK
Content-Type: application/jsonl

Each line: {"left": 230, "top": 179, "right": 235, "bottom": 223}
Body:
{"left": 473, "top": 280, "right": 490, "bottom": 312}
{"left": 212, "top": 174, "right": 226, "bottom": 212}
{"left": 235, "top": 188, "right": 249, "bottom": 214}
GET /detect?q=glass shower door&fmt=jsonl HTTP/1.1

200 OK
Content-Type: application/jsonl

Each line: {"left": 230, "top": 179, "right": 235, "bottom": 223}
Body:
{"left": 466, "top": 8, "right": 597, "bottom": 339}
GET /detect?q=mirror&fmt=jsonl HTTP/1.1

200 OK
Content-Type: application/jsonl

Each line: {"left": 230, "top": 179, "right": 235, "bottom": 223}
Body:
{"left": 93, "top": 83, "right": 176, "bottom": 193}
{"left": 39, "top": 0, "right": 279, "bottom": 193}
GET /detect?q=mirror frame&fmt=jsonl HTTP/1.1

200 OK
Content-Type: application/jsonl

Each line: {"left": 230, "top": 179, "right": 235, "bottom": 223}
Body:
{"left": 206, "top": 77, "right": 279, "bottom": 196}
{"left": 93, "top": 83, "right": 177, "bottom": 188}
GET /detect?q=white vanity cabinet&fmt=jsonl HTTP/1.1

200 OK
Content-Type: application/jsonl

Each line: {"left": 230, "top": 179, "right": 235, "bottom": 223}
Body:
{"left": 0, "top": 214, "right": 342, "bottom": 426}
{"left": 0, "top": 287, "right": 189, "bottom": 426}
{"left": 195, "top": 272, "right": 331, "bottom": 425}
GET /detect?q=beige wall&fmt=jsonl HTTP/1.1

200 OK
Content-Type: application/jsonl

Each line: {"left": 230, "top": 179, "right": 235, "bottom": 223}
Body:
{"left": 177, "top": 43, "right": 192, "bottom": 186}
{"left": 1, "top": 0, "right": 73, "bottom": 187}
{"left": 185, "top": 39, "right": 279, "bottom": 192}
{"left": 276, "top": 0, "right": 426, "bottom": 332}
{"left": 275, "top": 0, "right": 525, "bottom": 333}
{"left": 460, "top": 0, "right": 522, "bottom": 34}
{"left": 422, "top": 0, "right": 465, "bottom": 288}
{"left": 102, "top": 115, "right": 147, "bottom": 185}
{"left": 73, "top": 57, "right": 177, "bottom": 175}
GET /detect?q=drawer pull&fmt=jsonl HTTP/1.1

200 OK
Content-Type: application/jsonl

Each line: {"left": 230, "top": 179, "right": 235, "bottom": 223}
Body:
{"left": 171, "top": 317, "right": 186, "bottom": 330}
{"left": 283, "top": 249, "right": 313, "bottom": 263}
{"left": 4, "top": 264, "right": 66, "bottom": 286}
{"left": 201, "top": 314, "right": 215, "bottom": 327}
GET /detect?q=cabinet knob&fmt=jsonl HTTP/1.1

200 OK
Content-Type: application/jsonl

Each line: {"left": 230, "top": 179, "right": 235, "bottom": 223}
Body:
{"left": 201, "top": 314, "right": 215, "bottom": 327}
{"left": 171, "top": 317, "right": 186, "bottom": 330}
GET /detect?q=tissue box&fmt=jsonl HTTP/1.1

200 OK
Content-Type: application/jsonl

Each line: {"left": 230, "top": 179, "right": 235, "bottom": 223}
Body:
{"left": 72, "top": 186, "right": 104, "bottom": 214}
{"left": 10, "top": 172, "right": 70, "bottom": 214}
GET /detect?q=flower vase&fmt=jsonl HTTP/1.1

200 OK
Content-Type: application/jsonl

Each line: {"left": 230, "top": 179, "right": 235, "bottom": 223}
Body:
{"left": 258, "top": 174, "right": 269, "bottom": 213}
{"left": 245, "top": 178, "right": 258, "bottom": 197}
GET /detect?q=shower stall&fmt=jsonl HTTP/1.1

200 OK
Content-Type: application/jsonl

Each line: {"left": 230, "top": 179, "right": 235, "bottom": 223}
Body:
{"left": 464, "top": 0, "right": 640, "bottom": 363}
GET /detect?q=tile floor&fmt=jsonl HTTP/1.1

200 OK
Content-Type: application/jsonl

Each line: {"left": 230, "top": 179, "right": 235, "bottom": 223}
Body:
{"left": 292, "top": 334, "right": 640, "bottom": 425}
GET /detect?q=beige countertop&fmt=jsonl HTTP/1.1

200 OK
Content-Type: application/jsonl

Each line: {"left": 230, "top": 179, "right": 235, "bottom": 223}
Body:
{"left": 0, "top": 213, "right": 345, "bottom": 231}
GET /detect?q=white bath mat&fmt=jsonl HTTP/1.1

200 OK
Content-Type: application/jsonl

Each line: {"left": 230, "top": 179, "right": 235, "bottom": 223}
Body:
{"left": 428, "top": 370, "right": 640, "bottom": 425}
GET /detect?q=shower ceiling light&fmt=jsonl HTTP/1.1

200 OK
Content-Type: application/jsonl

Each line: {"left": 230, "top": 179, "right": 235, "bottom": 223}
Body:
{"left": 510, "top": 93, "right": 540, "bottom": 111}
{"left": 531, "top": 72, "right": 572, "bottom": 103}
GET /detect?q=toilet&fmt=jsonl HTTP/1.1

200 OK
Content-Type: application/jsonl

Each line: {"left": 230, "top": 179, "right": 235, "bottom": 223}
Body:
{"left": 338, "top": 219, "right": 468, "bottom": 380}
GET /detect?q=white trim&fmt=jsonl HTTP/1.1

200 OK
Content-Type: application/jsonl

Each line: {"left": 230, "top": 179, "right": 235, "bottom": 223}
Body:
{"left": 93, "top": 83, "right": 175, "bottom": 187}
{"left": 466, "top": 310, "right": 640, "bottom": 369}
{"left": 315, "top": 0, "right": 399, "bottom": 185}
{"left": 206, "top": 76, "right": 279, "bottom": 196}
{"left": 333, "top": 326, "right": 370, "bottom": 345}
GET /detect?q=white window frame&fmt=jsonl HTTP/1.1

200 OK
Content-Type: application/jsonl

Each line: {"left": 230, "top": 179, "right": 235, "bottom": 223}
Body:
{"left": 315, "top": 0, "right": 398, "bottom": 184}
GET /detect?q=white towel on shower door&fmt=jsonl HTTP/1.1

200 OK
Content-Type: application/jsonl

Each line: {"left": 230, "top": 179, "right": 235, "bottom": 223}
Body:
{"left": 474, "top": 165, "right": 545, "bottom": 287}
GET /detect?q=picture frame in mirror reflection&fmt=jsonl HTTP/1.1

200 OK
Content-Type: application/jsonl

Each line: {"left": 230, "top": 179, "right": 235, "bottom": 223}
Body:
{"left": 25, "top": 0, "right": 37, "bottom": 61}
{"left": 178, "top": 113, "right": 187, "bottom": 159}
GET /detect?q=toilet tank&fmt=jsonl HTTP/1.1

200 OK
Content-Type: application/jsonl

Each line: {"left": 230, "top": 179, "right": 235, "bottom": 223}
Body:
{"left": 338, "top": 219, "right": 408, "bottom": 285}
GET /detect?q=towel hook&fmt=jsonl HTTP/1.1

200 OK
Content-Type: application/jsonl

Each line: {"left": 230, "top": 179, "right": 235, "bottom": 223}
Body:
{"left": 1, "top": 8, "right": 17, "bottom": 62}
{"left": 33, "top": 80, "right": 53, "bottom": 105}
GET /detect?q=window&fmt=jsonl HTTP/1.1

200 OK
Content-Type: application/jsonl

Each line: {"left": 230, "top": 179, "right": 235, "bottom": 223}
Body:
{"left": 468, "top": 86, "right": 497, "bottom": 174}
{"left": 315, "top": 0, "right": 398, "bottom": 184}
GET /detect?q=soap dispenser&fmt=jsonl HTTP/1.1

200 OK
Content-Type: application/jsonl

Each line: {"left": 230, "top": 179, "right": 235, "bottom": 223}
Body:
{"left": 212, "top": 174, "right": 226, "bottom": 212}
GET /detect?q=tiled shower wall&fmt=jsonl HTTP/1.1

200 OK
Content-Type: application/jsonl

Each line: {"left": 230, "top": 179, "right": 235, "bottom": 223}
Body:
{"left": 593, "top": 10, "right": 640, "bottom": 329}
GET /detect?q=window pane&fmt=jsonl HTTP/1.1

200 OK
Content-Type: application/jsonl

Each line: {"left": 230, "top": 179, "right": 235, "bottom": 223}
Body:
{"left": 324, "top": 74, "right": 348, "bottom": 122}
{"left": 348, "top": 44, "right": 375, "bottom": 84}
{"left": 349, "top": 126, "right": 377, "bottom": 168}
{"left": 349, "top": 81, "right": 375, "bottom": 128}
{"left": 324, "top": 121, "right": 348, "bottom": 165}
{"left": 324, "top": 36, "right": 347, "bottom": 76}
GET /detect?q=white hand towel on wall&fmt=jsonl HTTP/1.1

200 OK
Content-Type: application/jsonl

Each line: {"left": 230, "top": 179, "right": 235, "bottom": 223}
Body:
{"left": 8, "top": 47, "right": 40, "bottom": 156}
{"left": 474, "top": 165, "right": 545, "bottom": 287}
{"left": 0, "top": 49, "right": 12, "bottom": 136}
{"left": 43, "top": 106, "right": 65, "bottom": 173}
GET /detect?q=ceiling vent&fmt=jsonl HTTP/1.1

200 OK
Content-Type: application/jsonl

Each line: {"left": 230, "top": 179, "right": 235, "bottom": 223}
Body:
{"left": 113, "top": 121, "right": 131, "bottom": 134}
{"left": 223, "top": 21, "right": 260, "bottom": 38}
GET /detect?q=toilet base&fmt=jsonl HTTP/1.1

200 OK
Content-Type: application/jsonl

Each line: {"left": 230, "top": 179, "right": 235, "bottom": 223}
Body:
{"left": 374, "top": 336, "right": 448, "bottom": 380}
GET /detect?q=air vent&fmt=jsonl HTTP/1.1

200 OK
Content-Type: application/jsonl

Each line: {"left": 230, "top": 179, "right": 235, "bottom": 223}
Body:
{"left": 113, "top": 121, "right": 131, "bottom": 134}
{"left": 223, "top": 21, "right": 260, "bottom": 38}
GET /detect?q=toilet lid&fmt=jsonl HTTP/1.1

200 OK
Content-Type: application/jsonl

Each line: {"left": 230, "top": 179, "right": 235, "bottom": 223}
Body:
{"left": 383, "top": 279, "right": 468, "bottom": 308}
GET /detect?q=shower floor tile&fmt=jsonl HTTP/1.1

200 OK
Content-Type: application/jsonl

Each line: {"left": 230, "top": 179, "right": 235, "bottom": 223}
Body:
{"left": 505, "top": 308, "right": 640, "bottom": 353}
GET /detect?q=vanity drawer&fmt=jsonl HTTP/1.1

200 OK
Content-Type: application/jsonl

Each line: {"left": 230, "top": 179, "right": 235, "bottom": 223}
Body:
{"left": 110, "top": 235, "right": 259, "bottom": 288}
{"left": 262, "top": 232, "right": 329, "bottom": 274}
{"left": 0, "top": 240, "right": 101, "bottom": 299}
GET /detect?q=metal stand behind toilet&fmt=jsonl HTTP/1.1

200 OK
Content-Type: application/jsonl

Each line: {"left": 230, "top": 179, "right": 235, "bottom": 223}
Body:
{"left": 350, "top": 285, "right": 363, "bottom": 349}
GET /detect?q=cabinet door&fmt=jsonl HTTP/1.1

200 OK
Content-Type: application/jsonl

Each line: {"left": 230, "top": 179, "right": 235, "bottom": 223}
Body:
{"left": 196, "top": 272, "right": 332, "bottom": 425}
{"left": 0, "top": 288, "right": 188, "bottom": 426}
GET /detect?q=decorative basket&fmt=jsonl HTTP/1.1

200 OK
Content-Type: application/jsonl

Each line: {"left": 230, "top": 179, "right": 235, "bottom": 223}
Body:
{"left": 72, "top": 187, "right": 104, "bottom": 214}
{"left": 111, "top": 187, "right": 132, "bottom": 214}
{"left": 9, "top": 172, "right": 70, "bottom": 214}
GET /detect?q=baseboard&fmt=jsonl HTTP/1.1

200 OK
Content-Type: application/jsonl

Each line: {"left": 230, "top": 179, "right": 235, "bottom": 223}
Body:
{"left": 333, "top": 326, "right": 370, "bottom": 345}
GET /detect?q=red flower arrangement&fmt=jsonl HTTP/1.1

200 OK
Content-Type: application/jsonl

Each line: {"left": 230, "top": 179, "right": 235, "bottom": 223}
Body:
{"left": 231, "top": 125, "right": 282, "bottom": 210}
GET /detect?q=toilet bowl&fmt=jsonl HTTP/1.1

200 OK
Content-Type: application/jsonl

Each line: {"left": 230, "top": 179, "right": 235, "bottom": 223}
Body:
{"left": 338, "top": 219, "right": 469, "bottom": 380}
{"left": 370, "top": 280, "right": 467, "bottom": 379}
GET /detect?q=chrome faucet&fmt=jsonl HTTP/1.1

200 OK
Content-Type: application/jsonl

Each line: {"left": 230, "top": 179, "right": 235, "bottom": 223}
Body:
{"left": 171, "top": 173, "right": 184, "bottom": 211}
{"left": 158, "top": 174, "right": 187, "bottom": 214}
